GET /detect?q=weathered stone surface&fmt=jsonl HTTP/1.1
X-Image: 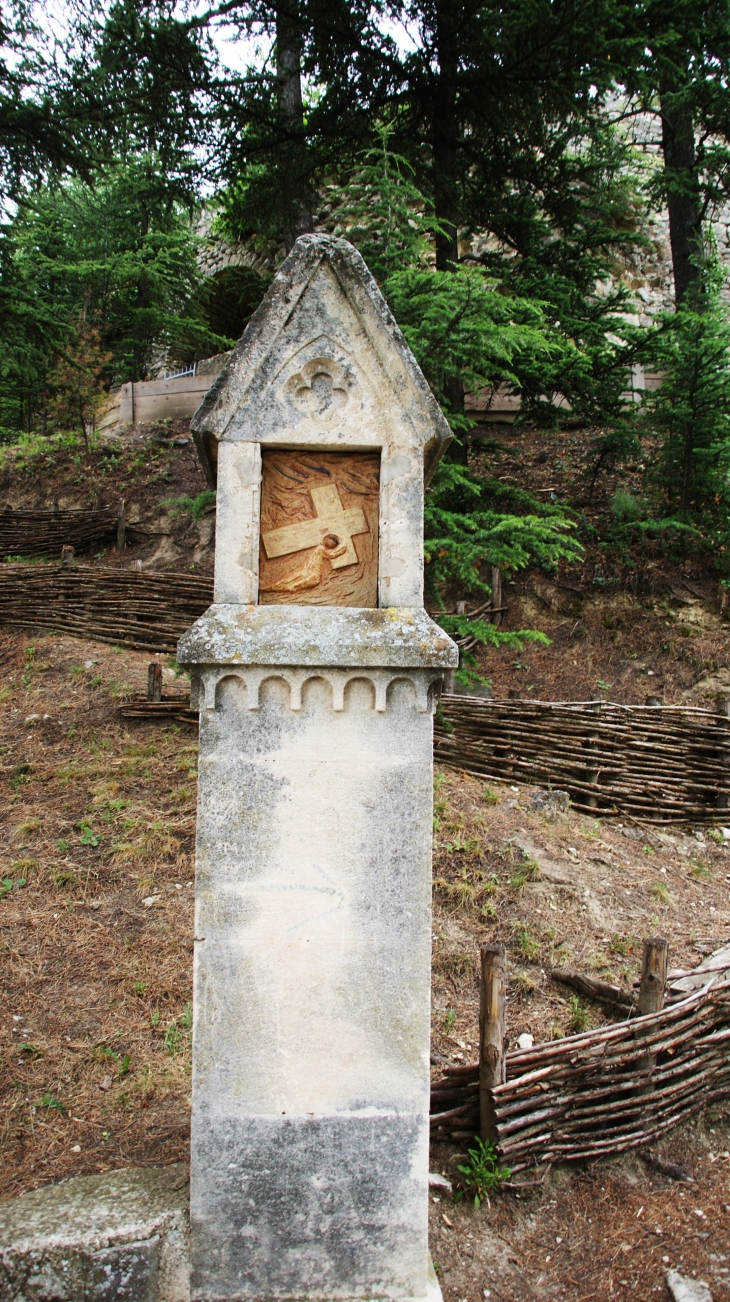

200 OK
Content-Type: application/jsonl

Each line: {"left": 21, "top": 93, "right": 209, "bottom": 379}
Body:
{"left": 192, "top": 233, "right": 452, "bottom": 610}
{"left": 0, "top": 1167, "right": 441, "bottom": 1302}
{"left": 667, "top": 1270, "right": 713, "bottom": 1302}
{"left": 0, "top": 1165, "right": 189, "bottom": 1302}
{"left": 183, "top": 234, "right": 455, "bottom": 1302}
{"left": 178, "top": 604, "right": 457, "bottom": 672}
{"left": 192, "top": 234, "right": 451, "bottom": 489}
{"left": 190, "top": 674, "right": 436, "bottom": 1301}
{"left": 527, "top": 789, "right": 570, "bottom": 818}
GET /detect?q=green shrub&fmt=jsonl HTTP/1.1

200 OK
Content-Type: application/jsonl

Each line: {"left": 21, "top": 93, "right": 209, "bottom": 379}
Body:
{"left": 455, "top": 1138, "right": 511, "bottom": 1208}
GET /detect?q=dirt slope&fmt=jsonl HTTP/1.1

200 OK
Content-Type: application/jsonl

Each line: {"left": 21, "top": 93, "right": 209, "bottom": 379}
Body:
{"left": 1, "top": 627, "right": 729, "bottom": 1300}
{"left": 0, "top": 633, "right": 196, "bottom": 1196}
{"left": 0, "top": 423, "right": 215, "bottom": 575}
{"left": 1, "top": 425, "right": 729, "bottom": 1299}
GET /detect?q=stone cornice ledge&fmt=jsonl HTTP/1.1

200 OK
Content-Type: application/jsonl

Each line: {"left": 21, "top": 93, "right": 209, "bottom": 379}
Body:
{"left": 177, "top": 605, "right": 458, "bottom": 669}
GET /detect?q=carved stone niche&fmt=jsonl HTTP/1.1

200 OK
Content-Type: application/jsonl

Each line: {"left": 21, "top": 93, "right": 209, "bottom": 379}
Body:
{"left": 259, "top": 448, "right": 379, "bottom": 607}
{"left": 191, "top": 233, "right": 453, "bottom": 610}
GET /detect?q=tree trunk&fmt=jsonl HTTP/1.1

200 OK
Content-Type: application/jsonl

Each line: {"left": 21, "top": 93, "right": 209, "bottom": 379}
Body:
{"left": 680, "top": 347, "right": 700, "bottom": 512}
{"left": 660, "top": 92, "right": 702, "bottom": 307}
{"left": 276, "top": 0, "right": 313, "bottom": 252}
{"left": 433, "top": 0, "right": 459, "bottom": 274}
{"left": 433, "top": 0, "right": 466, "bottom": 461}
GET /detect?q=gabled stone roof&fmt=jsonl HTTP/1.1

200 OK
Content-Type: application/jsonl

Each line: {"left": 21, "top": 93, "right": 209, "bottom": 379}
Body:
{"left": 191, "top": 234, "right": 452, "bottom": 488}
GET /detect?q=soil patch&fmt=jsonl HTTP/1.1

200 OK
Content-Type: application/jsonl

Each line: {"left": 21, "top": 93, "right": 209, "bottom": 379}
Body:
{"left": 0, "top": 631, "right": 196, "bottom": 1197}
{"left": 2, "top": 628, "right": 729, "bottom": 1302}
{"left": 0, "top": 424, "right": 213, "bottom": 575}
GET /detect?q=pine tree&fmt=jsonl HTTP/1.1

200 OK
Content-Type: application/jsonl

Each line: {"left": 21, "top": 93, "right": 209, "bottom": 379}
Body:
{"left": 617, "top": 0, "right": 730, "bottom": 306}
{"left": 642, "top": 246, "right": 730, "bottom": 551}
{"left": 0, "top": 158, "right": 229, "bottom": 432}
{"left": 328, "top": 137, "right": 583, "bottom": 673}
{"left": 46, "top": 311, "right": 112, "bottom": 447}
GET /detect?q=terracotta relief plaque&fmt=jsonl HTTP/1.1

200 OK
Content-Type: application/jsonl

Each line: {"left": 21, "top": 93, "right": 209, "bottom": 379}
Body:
{"left": 259, "top": 450, "right": 379, "bottom": 607}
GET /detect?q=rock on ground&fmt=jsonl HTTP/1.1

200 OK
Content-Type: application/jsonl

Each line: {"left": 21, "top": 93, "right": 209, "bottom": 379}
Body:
{"left": 0, "top": 1164, "right": 189, "bottom": 1302}
{"left": 667, "top": 1269, "right": 713, "bottom": 1302}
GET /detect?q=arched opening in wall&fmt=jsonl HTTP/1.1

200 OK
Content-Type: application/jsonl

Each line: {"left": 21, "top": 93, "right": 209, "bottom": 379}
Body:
{"left": 343, "top": 677, "right": 377, "bottom": 713}
{"left": 301, "top": 675, "right": 333, "bottom": 714}
{"left": 386, "top": 677, "right": 417, "bottom": 711}
{"left": 202, "top": 266, "right": 269, "bottom": 344}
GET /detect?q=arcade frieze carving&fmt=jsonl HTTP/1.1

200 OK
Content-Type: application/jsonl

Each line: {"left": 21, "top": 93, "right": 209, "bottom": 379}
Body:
{"left": 200, "top": 665, "right": 443, "bottom": 713}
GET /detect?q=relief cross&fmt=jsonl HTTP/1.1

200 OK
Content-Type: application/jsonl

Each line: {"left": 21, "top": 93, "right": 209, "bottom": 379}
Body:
{"left": 262, "top": 484, "right": 368, "bottom": 570}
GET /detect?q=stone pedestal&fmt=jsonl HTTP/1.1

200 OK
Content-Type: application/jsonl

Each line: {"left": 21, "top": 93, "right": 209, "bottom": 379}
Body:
{"left": 179, "top": 234, "right": 457, "bottom": 1302}
{"left": 179, "top": 612, "right": 453, "bottom": 1302}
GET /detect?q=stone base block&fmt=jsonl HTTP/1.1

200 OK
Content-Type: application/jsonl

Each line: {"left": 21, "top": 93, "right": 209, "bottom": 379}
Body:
{"left": 191, "top": 1114, "right": 428, "bottom": 1302}
{"left": 0, "top": 1165, "right": 190, "bottom": 1302}
{"left": 0, "top": 1167, "right": 442, "bottom": 1302}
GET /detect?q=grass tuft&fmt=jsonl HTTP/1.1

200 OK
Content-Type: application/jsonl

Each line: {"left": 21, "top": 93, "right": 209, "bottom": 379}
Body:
{"left": 567, "top": 995, "right": 590, "bottom": 1034}
{"left": 651, "top": 881, "right": 673, "bottom": 905}
{"left": 10, "top": 817, "right": 41, "bottom": 843}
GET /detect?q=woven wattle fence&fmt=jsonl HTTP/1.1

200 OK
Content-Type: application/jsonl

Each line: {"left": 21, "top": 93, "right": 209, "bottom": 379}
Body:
{"left": 0, "top": 506, "right": 123, "bottom": 558}
{"left": 2, "top": 567, "right": 730, "bottom": 822}
{"left": 430, "top": 978, "right": 730, "bottom": 1170}
{"left": 0, "top": 564, "right": 213, "bottom": 652}
{"left": 436, "top": 695, "right": 730, "bottom": 822}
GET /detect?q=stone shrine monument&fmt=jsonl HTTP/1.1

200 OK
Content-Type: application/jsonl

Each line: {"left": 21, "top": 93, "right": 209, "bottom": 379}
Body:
{"left": 178, "top": 234, "right": 458, "bottom": 1302}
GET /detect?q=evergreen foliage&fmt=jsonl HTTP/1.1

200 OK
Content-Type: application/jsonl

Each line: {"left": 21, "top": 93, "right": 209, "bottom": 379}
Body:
{"left": 45, "top": 314, "right": 112, "bottom": 447}
{"left": 641, "top": 248, "right": 730, "bottom": 560}
{"left": 0, "top": 159, "right": 228, "bottom": 435}
{"left": 424, "top": 463, "right": 581, "bottom": 596}
{"left": 2, "top": 0, "right": 730, "bottom": 611}
{"left": 615, "top": 0, "right": 730, "bottom": 304}
{"left": 328, "top": 138, "right": 583, "bottom": 652}
{"left": 0, "top": 0, "right": 92, "bottom": 202}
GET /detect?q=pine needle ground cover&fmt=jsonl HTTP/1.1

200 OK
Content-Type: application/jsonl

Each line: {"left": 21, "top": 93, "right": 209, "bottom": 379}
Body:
{"left": 1, "top": 632, "right": 730, "bottom": 1298}
{"left": 0, "top": 632, "right": 196, "bottom": 1197}
{"left": 429, "top": 769, "right": 730, "bottom": 1058}
{"left": 428, "top": 772, "right": 730, "bottom": 1302}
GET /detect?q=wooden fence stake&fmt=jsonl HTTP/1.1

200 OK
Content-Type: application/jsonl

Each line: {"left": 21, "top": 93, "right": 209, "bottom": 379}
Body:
{"left": 716, "top": 697, "right": 730, "bottom": 809}
{"left": 637, "top": 936, "right": 668, "bottom": 1016}
{"left": 479, "top": 943, "right": 506, "bottom": 1147}
{"left": 581, "top": 699, "right": 602, "bottom": 808}
{"left": 636, "top": 936, "right": 668, "bottom": 1082}
{"left": 147, "top": 662, "right": 163, "bottom": 703}
{"left": 117, "top": 500, "right": 126, "bottom": 551}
